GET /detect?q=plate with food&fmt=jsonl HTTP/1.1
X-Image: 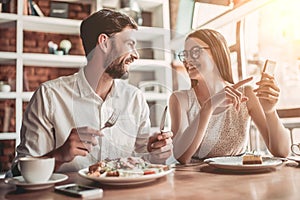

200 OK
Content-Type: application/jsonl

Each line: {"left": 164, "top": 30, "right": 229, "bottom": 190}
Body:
{"left": 78, "top": 157, "right": 174, "bottom": 185}
{"left": 204, "top": 155, "right": 284, "bottom": 172}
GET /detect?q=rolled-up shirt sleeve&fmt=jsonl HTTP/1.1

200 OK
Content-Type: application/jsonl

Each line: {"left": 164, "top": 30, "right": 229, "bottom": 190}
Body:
{"left": 17, "top": 84, "right": 55, "bottom": 157}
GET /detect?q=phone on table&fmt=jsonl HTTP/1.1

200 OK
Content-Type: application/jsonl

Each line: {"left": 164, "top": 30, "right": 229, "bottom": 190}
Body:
{"left": 55, "top": 183, "right": 103, "bottom": 199}
{"left": 262, "top": 59, "right": 276, "bottom": 75}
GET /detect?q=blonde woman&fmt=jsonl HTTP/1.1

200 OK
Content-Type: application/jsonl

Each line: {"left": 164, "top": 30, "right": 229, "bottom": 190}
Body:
{"left": 170, "top": 29, "right": 290, "bottom": 164}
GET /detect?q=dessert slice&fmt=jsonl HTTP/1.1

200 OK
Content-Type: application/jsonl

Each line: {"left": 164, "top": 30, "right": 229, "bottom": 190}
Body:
{"left": 242, "top": 154, "right": 263, "bottom": 165}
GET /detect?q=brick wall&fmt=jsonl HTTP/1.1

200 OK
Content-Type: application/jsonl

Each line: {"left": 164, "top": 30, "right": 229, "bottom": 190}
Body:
{"left": 0, "top": 100, "right": 15, "bottom": 133}
{"left": 24, "top": 66, "right": 78, "bottom": 91}
{"left": 0, "top": 0, "right": 90, "bottom": 172}
{"left": 0, "top": 26, "right": 16, "bottom": 52}
{"left": 0, "top": 140, "right": 15, "bottom": 173}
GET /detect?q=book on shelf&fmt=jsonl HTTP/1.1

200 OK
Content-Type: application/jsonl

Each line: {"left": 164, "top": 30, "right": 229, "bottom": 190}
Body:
{"left": 32, "top": 1, "right": 44, "bottom": 17}
{"left": 27, "top": 0, "right": 34, "bottom": 15}
{"left": 23, "top": 0, "right": 28, "bottom": 15}
{"left": 1, "top": 0, "right": 17, "bottom": 13}
{"left": 27, "top": 0, "right": 44, "bottom": 16}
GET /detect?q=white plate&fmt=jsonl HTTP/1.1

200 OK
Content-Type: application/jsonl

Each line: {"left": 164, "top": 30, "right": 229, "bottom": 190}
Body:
{"left": 287, "top": 156, "right": 300, "bottom": 164}
{"left": 4, "top": 173, "right": 68, "bottom": 190}
{"left": 204, "top": 156, "right": 284, "bottom": 172}
{"left": 78, "top": 168, "right": 174, "bottom": 186}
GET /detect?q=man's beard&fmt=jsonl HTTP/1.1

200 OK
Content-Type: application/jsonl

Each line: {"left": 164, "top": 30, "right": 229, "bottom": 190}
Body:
{"left": 105, "top": 58, "right": 129, "bottom": 79}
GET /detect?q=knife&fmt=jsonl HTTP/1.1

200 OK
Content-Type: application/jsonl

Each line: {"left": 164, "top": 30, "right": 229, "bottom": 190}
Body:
{"left": 160, "top": 106, "right": 168, "bottom": 132}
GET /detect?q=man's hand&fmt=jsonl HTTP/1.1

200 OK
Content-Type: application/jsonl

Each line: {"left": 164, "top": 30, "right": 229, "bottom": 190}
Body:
{"left": 147, "top": 131, "right": 173, "bottom": 164}
{"left": 49, "top": 126, "right": 102, "bottom": 169}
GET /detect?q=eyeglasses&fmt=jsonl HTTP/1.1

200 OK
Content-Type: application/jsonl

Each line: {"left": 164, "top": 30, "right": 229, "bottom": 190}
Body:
{"left": 178, "top": 46, "right": 210, "bottom": 62}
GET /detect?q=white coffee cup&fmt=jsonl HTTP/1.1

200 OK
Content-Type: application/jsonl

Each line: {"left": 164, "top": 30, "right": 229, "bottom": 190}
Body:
{"left": 18, "top": 157, "right": 55, "bottom": 183}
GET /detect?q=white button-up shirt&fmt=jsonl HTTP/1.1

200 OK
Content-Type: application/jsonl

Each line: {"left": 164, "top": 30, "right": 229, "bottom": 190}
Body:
{"left": 15, "top": 69, "right": 151, "bottom": 172}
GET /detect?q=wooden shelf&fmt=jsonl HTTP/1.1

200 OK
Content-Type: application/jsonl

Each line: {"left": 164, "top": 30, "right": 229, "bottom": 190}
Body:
{"left": 0, "top": 13, "right": 17, "bottom": 24}
{"left": 143, "top": 92, "right": 169, "bottom": 101}
{"left": 0, "top": 52, "right": 17, "bottom": 64}
{"left": 22, "top": 53, "right": 86, "bottom": 67}
{"left": 136, "top": 26, "right": 169, "bottom": 41}
{"left": 22, "top": 15, "right": 169, "bottom": 43}
{"left": 130, "top": 59, "right": 169, "bottom": 71}
{"left": 21, "top": 55, "right": 169, "bottom": 70}
{"left": 22, "top": 15, "right": 81, "bottom": 35}
{"left": 21, "top": 92, "right": 34, "bottom": 102}
{"left": 0, "top": 92, "right": 17, "bottom": 99}
{"left": 0, "top": 133, "right": 17, "bottom": 140}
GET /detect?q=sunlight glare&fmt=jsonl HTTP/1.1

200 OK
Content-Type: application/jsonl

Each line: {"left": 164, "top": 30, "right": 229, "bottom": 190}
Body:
{"left": 272, "top": 0, "right": 300, "bottom": 41}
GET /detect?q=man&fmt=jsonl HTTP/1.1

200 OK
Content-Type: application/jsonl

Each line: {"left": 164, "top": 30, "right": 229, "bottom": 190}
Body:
{"left": 10, "top": 8, "right": 172, "bottom": 174}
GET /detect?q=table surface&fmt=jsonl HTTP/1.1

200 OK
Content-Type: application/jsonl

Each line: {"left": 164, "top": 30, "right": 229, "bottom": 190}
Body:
{"left": 1, "top": 160, "right": 300, "bottom": 200}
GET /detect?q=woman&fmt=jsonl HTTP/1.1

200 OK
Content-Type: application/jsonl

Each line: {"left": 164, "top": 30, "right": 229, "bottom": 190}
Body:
{"left": 170, "top": 29, "right": 290, "bottom": 164}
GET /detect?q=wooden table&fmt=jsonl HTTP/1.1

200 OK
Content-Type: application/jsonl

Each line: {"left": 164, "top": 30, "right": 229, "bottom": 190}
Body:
{"left": 1, "top": 161, "right": 300, "bottom": 200}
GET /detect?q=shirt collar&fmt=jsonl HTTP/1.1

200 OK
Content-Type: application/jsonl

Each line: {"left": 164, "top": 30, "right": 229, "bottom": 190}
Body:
{"left": 77, "top": 68, "right": 119, "bottom": 99}
{"left": 77, "top": 68, "right": 94, "bottom": 97}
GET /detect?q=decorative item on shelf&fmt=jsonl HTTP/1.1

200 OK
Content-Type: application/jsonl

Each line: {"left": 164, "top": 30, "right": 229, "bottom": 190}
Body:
{"left": 119, "top": 0, "right": 143, "bottom": 26}
{"left": 48, "top": 41, "right": 58, "bottom": 54}
{"left": 50, "top": 1, "right": 69, "bottom": 18}
{"left": 59, "top": 40, "right": 72, "bottom": 55}
{"left": 48, "top": 40, "right": 72, "bottom": 55}
{"left": 54, "top": 50, "right": 64, "bottom": 56}
{"left": 0, "top": 81, "right": 11, "bottom": 92}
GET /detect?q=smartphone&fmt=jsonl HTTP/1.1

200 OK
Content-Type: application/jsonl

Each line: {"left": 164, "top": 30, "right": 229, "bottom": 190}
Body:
{"left": 262, "top": 59, "right": 276, "bottom": 75}
{"left": 55, "top": 183, "right": 103, "bottom": 198}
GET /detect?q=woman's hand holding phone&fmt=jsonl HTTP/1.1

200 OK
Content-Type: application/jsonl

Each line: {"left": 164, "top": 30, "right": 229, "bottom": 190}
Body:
{"left": 255, "top": 59, "right": 280, "bottom": 113}
{"left": 262, "top": 59, "right": 276, "bottom": 76}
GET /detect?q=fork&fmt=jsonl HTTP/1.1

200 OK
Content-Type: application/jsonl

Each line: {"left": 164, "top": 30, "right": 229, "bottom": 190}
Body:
{"left": 100, "top": 111, "right": 119, "bottom": 131}
{"left": 87, "top": 111, "right": 119, "bottom": 163}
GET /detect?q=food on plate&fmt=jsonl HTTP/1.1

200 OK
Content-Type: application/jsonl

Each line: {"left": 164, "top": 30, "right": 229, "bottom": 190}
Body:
{"left": 242, "top": 154, "right": 263, "bottom": 165}
{"left": 87, "top": 157, "right": 170, "bottom": 178}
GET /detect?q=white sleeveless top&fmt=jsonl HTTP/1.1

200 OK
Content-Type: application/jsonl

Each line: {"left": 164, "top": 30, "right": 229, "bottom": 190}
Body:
{"left": 176, "top": 89, "right": 251, "bottom": 159}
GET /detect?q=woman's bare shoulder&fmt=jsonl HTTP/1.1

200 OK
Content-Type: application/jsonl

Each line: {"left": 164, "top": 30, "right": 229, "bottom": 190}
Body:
{"left": 170, "top": 90, "right": 190, "bottom": 110}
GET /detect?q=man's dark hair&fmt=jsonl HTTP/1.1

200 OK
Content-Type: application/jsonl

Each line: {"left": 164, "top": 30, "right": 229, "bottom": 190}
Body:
{"left": 80, "top": 8, "right": 138, "bottom": 56}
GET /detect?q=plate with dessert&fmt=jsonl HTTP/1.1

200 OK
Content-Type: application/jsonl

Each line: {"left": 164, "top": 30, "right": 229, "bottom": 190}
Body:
{"left": 204, "top": 154, "right": 284, "bottom": 172}
{"left": 78, "top": 157, "right": 174, "bottom": 185}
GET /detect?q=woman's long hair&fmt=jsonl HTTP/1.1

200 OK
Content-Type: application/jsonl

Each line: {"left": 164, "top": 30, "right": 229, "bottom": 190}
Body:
{"left": 187, "top": 29, "right": 234, "bottom": 84}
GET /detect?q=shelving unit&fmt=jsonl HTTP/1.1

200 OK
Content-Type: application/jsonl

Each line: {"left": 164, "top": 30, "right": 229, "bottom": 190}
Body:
{"left": 0, "top": 0, "right": 172, "bottom": 144}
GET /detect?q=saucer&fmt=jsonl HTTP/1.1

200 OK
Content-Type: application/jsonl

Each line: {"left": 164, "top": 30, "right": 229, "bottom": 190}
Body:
{"left": 287, "top": 156, "right": 300, "bottom": 164}
{"left": 4, "top": 173, "right": 68, "bottom": 190}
